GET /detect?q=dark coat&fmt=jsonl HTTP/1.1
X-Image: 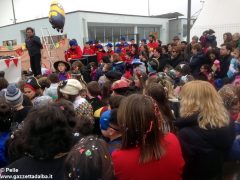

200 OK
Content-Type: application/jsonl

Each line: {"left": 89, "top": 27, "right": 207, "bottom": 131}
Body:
{"left": 80, "top": 66, "right": 92, "bottom": 83}
{"left": 184, "top": 43, "right": 192, "bottom": 62}
{"left": 170, "top": 54, "right": 184, "bottom": 68}
{"left": 2, "top": 156, "right": 66, "bottom": 180}
{"left": 175, "top": 115, "right": 234, "bottom": 180}
{"left": 113, "top": 61, "right": 125, "bottom": 74}
{"left": 215, "top": 55, "right": 232, "bottom": 79}
{"left": 189, "top": 52, "right": 207, "bottom": 77}
{"left": 25, "top": 36, "right": 43, "bottom": 56}
{"left": 157, "top": 54, "right": 170, "bottom": 72}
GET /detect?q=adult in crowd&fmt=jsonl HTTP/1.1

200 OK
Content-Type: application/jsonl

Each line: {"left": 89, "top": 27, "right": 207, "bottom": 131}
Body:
{"left": 189, "top": 43, "right": 207, "bottom": 78}
{"left": 169, "top": 45, "right": 184, "bottom": 68}
{"left": 185, "top": 35, "right": 199, "bottom": 62}
{"left": 214, "top": 43, "right": 232, "bottom": 81}
{"left": 25, "top": 27, "right": 43, "bottom": 77}
{"left": 175, "top": 80, "right": 234, "bottom": 179}
{"left": 152, "top": 47, "right": 170, "bottom": 72}
{"left": 3, "top": 105, "right": 73, "bottom": 180}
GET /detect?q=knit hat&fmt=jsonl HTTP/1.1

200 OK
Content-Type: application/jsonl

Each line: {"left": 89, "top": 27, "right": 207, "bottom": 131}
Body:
{"left": 25, "top": 77, "right": 41, "bottom": 91}
{"left": 115, "top": 43, "right": 121, "bottom": 47}
{"left": 100, "top": 110, "right": 111, "bottom": 130}
{"left": 106, "top": 43, "right": 113, "bottom": 48}
{"left": 5, "top": 84, "right": 23, "bottom": 107}
{"left": 69, "top": 39, "right": 78, "bottom": 46}
{"left": 33, "top": 96, "right": 52, "bottom": 108}
{"left": 124, "top": 42, "right": 129, "bottom": 47}
{"left": 59, "top": 79, "right": 83, "bottom": 95}
{"left": 97, "top": 45, "right": 103, "bottom": 49}
{"left": 114, "top": 49, "right": 122, "bottom": 54}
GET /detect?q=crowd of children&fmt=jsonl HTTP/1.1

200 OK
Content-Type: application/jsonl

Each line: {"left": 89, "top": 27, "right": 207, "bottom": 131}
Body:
{"left": 0, "top": 30, "right": 240, "bottom": 179}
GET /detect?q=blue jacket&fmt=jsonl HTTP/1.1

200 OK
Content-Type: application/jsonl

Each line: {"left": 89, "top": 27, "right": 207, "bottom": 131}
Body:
{"left": 189, "top": 52, "right": 207, "bottom": 77}
{"left": 0, "top": 132, "right": 10, "bottom": 167}
{"left": 113, "top": 61, "right": 125, "bottom": 74}
{"left": 228, "top": 122, "right": 240, "bottom": 160}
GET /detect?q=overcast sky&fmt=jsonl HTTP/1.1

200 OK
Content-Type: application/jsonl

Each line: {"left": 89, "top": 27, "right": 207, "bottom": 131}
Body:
{"left": 0, "top": 0, "right": 203, "bottom": 26}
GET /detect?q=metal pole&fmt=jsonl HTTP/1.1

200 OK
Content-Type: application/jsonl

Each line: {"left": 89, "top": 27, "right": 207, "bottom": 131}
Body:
{"left": 148, "top": 0, "right": 150, "bottom": 16}
{"left": 11, "top": 0, "right": 17, "bottom": 24}
{"left": 187, "top": 0, "right": 191, "bottom": 43}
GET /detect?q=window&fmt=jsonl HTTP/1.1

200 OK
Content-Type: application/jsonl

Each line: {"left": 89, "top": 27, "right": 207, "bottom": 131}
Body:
{"left": 120, "top": 27, "right": 127, "bottom": 38}
{"left": 95, "top": 27, "right": 104, "bottom": 42}
{"left": 127, "top": 27, "right": 134, "bottom": 41}
{"left": 42, "top": 34, "right": 67, "bottom": 45}
{"left": 88, "top": 27, "right": 96, "bottom": 41}
{"left": 105, "top": 27, "right": 113, "bottom": 42}
{"left": 138, "top": 27, "right": 144, "bottom": 39}
{"left": 113, "top": 27, "right": 121, "bottom": 42}
{"left": 144, "top": 27, "right": 155, "bottom": 37}
{"left": 2, "top": 40, "right": 17, "bottom": 46}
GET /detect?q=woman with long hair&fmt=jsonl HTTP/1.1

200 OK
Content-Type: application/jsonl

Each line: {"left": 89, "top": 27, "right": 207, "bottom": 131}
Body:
{"left": 112, "top": 94, "right": 184, "bottom": 180}
{"left": 144, "top": 83, "right": 175, "bottom": 132}
{"left": 176, "top": 80, "right": 234, "bottom": 179}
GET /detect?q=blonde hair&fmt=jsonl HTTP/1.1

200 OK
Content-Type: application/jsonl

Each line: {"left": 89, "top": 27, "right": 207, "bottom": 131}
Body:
{"left": 180, "top": 80, "right": 229, "bottom": 129}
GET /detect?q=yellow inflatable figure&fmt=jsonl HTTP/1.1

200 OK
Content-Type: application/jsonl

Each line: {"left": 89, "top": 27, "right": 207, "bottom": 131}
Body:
{"left": 49, "top": 1, "right": 65, "bottom": 33}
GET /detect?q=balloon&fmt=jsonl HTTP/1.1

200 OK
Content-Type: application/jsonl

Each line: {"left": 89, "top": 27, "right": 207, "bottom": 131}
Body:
{"left": 49, "top": 1, "right": 65, "bottom": 33}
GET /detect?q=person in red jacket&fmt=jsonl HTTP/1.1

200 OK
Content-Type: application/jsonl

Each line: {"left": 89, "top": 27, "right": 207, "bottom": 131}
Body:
{"left": 83, "top": 41, "right": 95, "bottom": 55}
{"left": 147, "top": 34, "right": 159, "bottom": 52}
{"left": 96, "top": 45, "right": 107, "bottom": 63}
{"left": 112, "top": 94, "right": 184, "bottom": 180}
{"left": 106, "top": 43, "right": 114, "bottom": 57}
{"left": 65, "top": 39, "right": 83, "bottom": 61}
{"left": 93, "top": 40, "right": 101, "bottom": 53}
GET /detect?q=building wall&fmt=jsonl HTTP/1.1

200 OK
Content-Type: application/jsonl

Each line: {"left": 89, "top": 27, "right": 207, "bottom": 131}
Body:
{"left": 0, "top": 11, "right": 169, "bottom": 47}
{"left": 0, "top": 13, "right": 82, "bottom": 45}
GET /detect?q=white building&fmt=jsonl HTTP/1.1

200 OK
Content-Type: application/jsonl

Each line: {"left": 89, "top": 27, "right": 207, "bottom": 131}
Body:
{"left": 0, "top": 10, "right": 170, "bottom": 47}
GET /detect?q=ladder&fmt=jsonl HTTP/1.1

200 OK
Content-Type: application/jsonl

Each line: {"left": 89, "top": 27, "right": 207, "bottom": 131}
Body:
{"left": 40, "top": 27, "right": 59, "bottom": 70}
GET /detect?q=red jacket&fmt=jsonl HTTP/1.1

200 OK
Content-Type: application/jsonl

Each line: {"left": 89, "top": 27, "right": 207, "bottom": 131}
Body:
{"left": 112, "top": 133, "right": 184, "bottom": 180}
{"left": 96, "top": 50, "right": 107, "bottom": 63}
{"left": 83, "top": 47, "right": 95, "bottom": 55}
{"left": 107, "top": 50, "right": 114, "bottom": 57}
{"left": 65, "top": 46, "right": 83, "bottom": 61}
{"left": 93, "top": 44, "right": 100, "bottom": 53}
{"left": 148, "top": 42, "right": 159, "bottom": 52}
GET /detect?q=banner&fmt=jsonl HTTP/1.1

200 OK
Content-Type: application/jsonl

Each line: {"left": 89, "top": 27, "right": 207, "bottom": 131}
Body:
{"left": 0, "top": 58, "right": 21, "bottom": 83}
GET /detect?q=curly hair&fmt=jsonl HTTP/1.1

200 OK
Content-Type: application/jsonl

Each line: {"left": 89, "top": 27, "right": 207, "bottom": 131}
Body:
{"left": 22, "top": 105, "right": 73, "bottom": 159}
{"left": 64, "top": 136, "right": 114, "bottom": 180}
